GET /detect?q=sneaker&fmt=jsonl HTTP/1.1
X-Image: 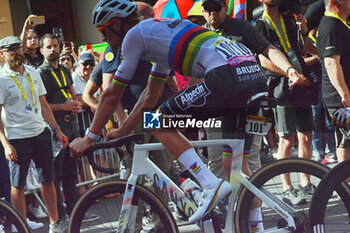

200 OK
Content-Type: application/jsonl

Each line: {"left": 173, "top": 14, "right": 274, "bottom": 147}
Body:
{"left": 82, "top": 212, "right": 99, "bottom": 223}
{"left": 325, "top": 153, "right": 338, "bottom": 163}
{"left": 49, "top": 220, "right": 67, "bottom": 233}
{"left": 27, "top": 218, "right": 44, "bottom": 229}
{"left": 282, "top": 188, "right": 307, "bottom": 206}
{"left": 28, "top": 203, "right": 48, "bottom": 219}
{"left": 320, "top": 158, "right": 330, "bottom": 165}
{"left": 141, "top": 213, "right": 163, "bottom": 233}
{"left": 269, "top": 148, "right": 278, "bottom": 159}
{"left": 12, "top": 218, "right": 44, "bottom": 232}
{"left": 299, "top": 183, "right": 316, "bottom": 199}
{"left": 188, "top": 179, "right": 232, "bottom": 223}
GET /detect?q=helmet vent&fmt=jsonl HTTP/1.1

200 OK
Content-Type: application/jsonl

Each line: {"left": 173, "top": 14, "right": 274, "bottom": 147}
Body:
{"left": 97, "top": 12, "right": 108, "bottom": 24}
{"left": 119, "top": 3, "right": 127, "bottom": 10}
{"left": 109, "top": 2, "right": 119, "bottom": 8}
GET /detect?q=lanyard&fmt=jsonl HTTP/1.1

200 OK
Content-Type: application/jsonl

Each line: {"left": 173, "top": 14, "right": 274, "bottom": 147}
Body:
{"left": 11, "top": 73, "right": 37, "bottom": 106}
{"left": 308, "top": 33, "right": 316, "bottom": 44}
{"left": 51, "top": 70, "right": 72, "bottom": 99}
{"left": 263, "top": 11, "right": 291, "bottom": 53}
{"left": 325, "top": 11, "right": 350, "bottom": 29}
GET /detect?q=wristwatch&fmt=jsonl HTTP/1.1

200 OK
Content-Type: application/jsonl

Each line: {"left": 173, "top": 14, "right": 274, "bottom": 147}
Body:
{"left": 86, "top": 128, "right": 101, "bottom": 142}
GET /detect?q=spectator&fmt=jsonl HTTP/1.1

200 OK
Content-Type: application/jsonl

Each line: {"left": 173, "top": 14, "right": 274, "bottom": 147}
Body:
{"left": 20, "top": 15, "right": 43, "bottom": 68}
{"left": 0, "top": 36, "right": 67, "bottom": 233}
{"left": 255, "top": 0, "right": 315, "bottom": 206}
{"left": 72, "top": 53, "right": 96, "bottom": 108}
{"left": 201, "top": 0, "right": 309, "bottom": 175}
{"left": 59, "top": 53, "right": 75, "bottom": 73}
{"left": 317, "top": 0, "right": 350, "bottom": 164}
{"left": 38, "top": 34, "right": 98, "bottom": 223}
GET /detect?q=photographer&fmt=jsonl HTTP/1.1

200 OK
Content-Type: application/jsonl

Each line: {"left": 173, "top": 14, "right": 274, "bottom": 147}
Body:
{"left": 20, "top": 15, "right": 44, "bottom": 68}
{"left": 255, "top": 0, "right": 315, "bottom": 206}
{"left": 317, "top": 0, "right": 350, "bottom": 164}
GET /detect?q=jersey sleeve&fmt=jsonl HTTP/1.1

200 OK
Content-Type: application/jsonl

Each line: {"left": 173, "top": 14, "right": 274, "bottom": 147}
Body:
{"left": 113, "top": 26, "right": 145, "bottom": 88}
{"left": 149, "top": 63, "right": 171, "bottom": 82}
{"left": 0, "top": 79, "right": 5, "bottom": 105}
{"left": 317, "top": 22, "right": 344, "bottom": 58}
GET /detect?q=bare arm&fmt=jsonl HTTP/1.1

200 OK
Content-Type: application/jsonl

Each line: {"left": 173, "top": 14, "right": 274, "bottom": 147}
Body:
{"left": 325, "top": 55, "right": 350, "bottom": 107}
{"left": 121, "top": 79, "right": 165, "bottom": 135}
{"left": 20, "top": 15, "right": 35, "bottom": 52}
{"left": 260, "top": 45, "right": 310, "bottom": 87}
{"left": 82, "top": 79, "right": 100, "bottom": 112}
{"left": 0, "top": 105, "right": 18, "bottom": 162}
{"left": 39, "top": 95, "right": 67, "bottom": 145}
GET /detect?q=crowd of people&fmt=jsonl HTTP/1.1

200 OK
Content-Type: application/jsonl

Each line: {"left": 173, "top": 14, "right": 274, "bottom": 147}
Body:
{"left": 0, "top": 0, "right": 349, "bottom": 232}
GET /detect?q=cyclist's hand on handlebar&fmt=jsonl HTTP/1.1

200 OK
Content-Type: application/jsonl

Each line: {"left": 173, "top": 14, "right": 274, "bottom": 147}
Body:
{"left": 332, "top": 108, "right": 350, "bottom": 129}
{"left": 106, "top": 128, "right": 125, "bottom": 141}
{"left": 69, "top": 136, "right": 93, "bottom": 158}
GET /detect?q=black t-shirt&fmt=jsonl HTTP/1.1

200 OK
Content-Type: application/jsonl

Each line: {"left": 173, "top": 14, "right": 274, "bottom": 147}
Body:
{"left": 317, "top": 15, "right": 350, "bottom": 108}
{"left": 38, "top": 61, "right": 74, "bottom": 106}
{"left": 203, "top": 17, "right": 271, "bottom": 55}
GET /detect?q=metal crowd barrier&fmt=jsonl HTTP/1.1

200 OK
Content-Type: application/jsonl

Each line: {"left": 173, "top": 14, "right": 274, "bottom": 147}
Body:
{"left": 24, "top": 109, "right": 121, "bottom": 213}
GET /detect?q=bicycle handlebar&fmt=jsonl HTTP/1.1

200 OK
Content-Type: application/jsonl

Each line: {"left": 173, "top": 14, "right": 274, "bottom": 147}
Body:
{"left": 85, "top": 133, "right": 144, "bottom": 174}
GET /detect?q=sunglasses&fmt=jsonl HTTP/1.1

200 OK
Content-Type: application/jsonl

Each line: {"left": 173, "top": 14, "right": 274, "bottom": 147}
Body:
{"left": 204, "top": 4, "right": 223, "bottom": 13}
{"left": 2, "top": 46, "right": 22, "bottom": 53}
{"left": 81, "top": 61, "right": 95, "bottom": 67}
{"left": 60, "top": 57, "right": 72, "bottom": 62}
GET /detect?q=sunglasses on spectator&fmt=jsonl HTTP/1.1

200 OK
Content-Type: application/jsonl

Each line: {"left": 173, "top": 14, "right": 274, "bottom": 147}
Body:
{"left": 60, "top": 57, "right": 72, "bottom": 62}
{"left": 2, "top": 46, "right": 22, "bottom": 53}
{"left": 204, "top": 4, "right": 223, "bottom": 13}
{"left": 81, "top": 61, "right": 95, "bottom": 67}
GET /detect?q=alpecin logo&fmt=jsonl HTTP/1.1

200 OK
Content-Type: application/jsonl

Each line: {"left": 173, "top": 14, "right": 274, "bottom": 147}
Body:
{"left": 143, "top": 111, "right": 161, "bottom": 129}
{"left": 190, "top": 162, "right": 201, "bottom": 174}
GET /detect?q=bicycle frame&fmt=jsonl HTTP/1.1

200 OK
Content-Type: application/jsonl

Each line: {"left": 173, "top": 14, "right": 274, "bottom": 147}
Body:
{"left": 117, "top": 139, "right": 298, "bottom": 233}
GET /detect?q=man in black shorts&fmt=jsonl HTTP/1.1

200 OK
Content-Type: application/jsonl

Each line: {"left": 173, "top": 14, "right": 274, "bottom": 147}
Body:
{"left": 0, "top": 36, "right": 67, "bottom": 233}
{"left": 317, "top": 0, "right": 350, "bottom": 163}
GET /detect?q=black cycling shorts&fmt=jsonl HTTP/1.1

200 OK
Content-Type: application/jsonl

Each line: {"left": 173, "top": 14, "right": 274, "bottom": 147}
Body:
{"left": 159, "top": 63, "right": 267, "bottom": 121}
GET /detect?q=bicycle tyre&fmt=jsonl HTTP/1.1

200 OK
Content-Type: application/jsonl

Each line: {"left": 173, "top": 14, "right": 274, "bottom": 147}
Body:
{"left": 69, "top": 180, "right": 178, "bottom": 233}
{"left": 309, "top": 159, "right": 350, "bottom": 232}
{"left": 235, "top": 158, "right": 331, "bottom": 233}
{"left": 0, "top": 199, "right": 30, "bottom": 233}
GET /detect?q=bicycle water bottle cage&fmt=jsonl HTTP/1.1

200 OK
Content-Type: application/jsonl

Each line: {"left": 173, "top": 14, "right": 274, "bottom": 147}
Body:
{"left": 85, "top": 133, "right": 145, "bottom": 174}
{"left": 247, "top": 92, "right": 277, "bottom": 108}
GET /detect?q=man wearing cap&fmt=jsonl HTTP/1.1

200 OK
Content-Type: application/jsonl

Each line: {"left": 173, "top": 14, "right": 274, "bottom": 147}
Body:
{"left": 72, "top": 53, "right": 96, "bottom": 108}
{"left": 0, "top": 36, "right": 68, "bottom": 233}
{"left": 38, "top": 33, "right": 97, "bottom": 222}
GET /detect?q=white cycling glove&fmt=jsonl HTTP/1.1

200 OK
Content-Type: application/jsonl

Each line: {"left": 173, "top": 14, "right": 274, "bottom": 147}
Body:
{"left": 334, "top": 108, "right": 350, "bottom": 125}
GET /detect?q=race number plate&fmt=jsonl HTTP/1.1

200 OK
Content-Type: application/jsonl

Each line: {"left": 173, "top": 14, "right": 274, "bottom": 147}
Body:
{"left": 245, "top": 115, "right": 272, "bottom": 136}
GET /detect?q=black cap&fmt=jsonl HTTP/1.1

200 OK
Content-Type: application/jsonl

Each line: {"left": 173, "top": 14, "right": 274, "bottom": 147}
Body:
{"left": 202, "top": 0, "right": 227, "bottom": 6}
{"left": 0, "top": 36, "right": 22, "bottom": 49}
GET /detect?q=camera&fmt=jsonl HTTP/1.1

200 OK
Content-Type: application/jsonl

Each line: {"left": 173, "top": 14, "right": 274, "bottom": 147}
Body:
{"left": 278, "top": 0, "right": 316, "bottom": 14}
{"left": 63, "top": 41, "right": 71, "bottom": 49}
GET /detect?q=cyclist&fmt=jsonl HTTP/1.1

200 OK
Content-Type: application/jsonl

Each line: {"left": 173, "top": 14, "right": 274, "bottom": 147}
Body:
{"left": 70, "top": 0, "right": 309, "bottom": 223}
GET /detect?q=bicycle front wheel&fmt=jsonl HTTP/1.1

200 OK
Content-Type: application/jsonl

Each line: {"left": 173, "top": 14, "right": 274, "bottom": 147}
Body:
{"left": 309, "top": 159, "right": 350, "bottom": 232}
{"left": 0, "top": 199, "right": 30, "bottom": 233}
{"left": 235, "top": 158, "right": 330, "bottom": 233}
{"left": 69, "top": 180, "right": 178, "bottom": 233}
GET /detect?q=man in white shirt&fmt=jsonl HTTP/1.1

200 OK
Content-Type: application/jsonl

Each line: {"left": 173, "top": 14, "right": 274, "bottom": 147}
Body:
{"left": 0, "top": 36, "right": 67, "bottom": 233}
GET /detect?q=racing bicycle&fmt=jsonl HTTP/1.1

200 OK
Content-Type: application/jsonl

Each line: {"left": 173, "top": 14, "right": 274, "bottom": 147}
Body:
{"left": 0, "top": 199, "right": 30, "bottom": 233}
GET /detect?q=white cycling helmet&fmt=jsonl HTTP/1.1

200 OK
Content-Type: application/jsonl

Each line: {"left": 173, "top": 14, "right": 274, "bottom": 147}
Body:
{"left": 92, "top": 0, "right": 137, "bottom": 28}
